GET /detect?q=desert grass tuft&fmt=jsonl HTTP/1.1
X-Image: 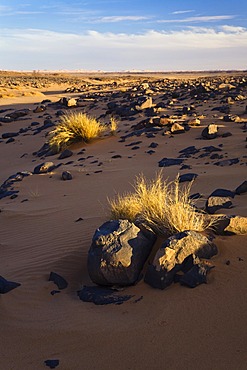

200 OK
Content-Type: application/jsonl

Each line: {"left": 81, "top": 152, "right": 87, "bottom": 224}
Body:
{"left": 109, "top": 117, "right": 118, "bottom": 136}
{"left": 48, "top": 112, "right": 106, "bottom": 151}
{"left": 108, "top": 172, "right": 218, "bottom": 235}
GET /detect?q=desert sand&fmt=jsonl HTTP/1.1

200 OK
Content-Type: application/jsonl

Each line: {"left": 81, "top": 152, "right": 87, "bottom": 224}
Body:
{"left": 0, "top": 71, "right": 247, "bottom": 370}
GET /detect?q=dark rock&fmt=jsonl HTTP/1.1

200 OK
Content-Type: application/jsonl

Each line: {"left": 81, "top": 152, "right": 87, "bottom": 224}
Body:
{"left": 214, "top": 158, "right": 239, "bottom": 166}
{"left": 179, "top": 146, "right": 200, "bottom": 157}
{"left": 202, "top": 146, "right": 222, "bottom": 153}
{"left": 75, "top": 217, "right": 84, "bottom": 222}
{"left": 149, "top": 142, "right": 158, "bottom": 148}
{"left": 170, "top": 122, "right": 185, "bottom": 134}
{"left": 44, "top": 359, "right": 60, "bottom": 369}
{"left": 223, "top": 114, "right": 240, "bottom": 122}
{"left": 210, "top": 189, "right": 235, "bottom": 198}
{"left": 201, "top": 124, "right": 218, "bottom": 140}
{"left": 31, "top": 121, "right": 40, "bottom": 126}
{"left": 179, "top": 261, "right": 214, "bottom": 288}
{"left": 206, "top": 196, "right": 233, "bottom": 214}
{"left": 0, "top": 171, "right": 32, "bottom": 200}
{"left": 0, "top": 276, "right": 21, "bottom": 294}
{"left": 144, "top": 231, "right": 217, "bottom": 290}
{"left": 135, "top": 96, "right": 152, "bottom": 110}
{"left": 158, "top": 158, "right": 184, "bottom": 167}
{"left": 58, "top": 149, "right": 73, "bottom": 160}
{"left": 2, "top": 132, "right": 19, "bottom": 139}
{"left": 235, "top": 180, "right": 247, "bottom": 195}
{"left": 34, "top": 143, "right": 59, "bottom": 157}
{"left": 59, "top": 97, "right": 77, "bottom": 107}
{"left": 33, "top": 162, "right": 55, "bottom": 174}
{"left": 61, "top": 171, "right": 72, "bottom": 180}
{"left": 6, "top": 137, "right": 15, "bottom": 144}
{"left": 178, "top": 173, "right": 198, "bottom": 183}
{"left": 221, "top": 132, "right": 232, "bottom": 138}
{"left": 49, "top": 272, "right": 68, "bottom": 290}
{"left": 0, "top": 116, "right": 13, "bottom": 123}
{"left": 33, "top": 106, "right": 46, "bottom": 113}
{"left": 87, "top": 219, "right": 156, "bottom": 286}
{"left": 146, "top": 150, "right": 155, "bottom": 155}
{"left": 111, "top": 155, "right": 122, "bottom": 159}
{"left": 6, "top": 109, "right": 29, "bottom": 120}
{"left": 78, "top": 286, "right": 133, "bottom": 305}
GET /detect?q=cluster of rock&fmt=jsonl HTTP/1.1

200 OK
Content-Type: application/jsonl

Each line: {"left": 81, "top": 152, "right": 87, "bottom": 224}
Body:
{"left": 87, "top": 220, "right": 217, "bottom": 290}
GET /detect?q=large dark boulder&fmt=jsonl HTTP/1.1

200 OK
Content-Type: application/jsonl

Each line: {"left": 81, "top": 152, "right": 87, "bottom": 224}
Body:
{"left": 144, "top": 231, "right": 217, "bottom": 290}
{"left": 201, "top": 124, "right": 218, "bottom": 140}
{"left": 87, "top": 219, "right": 156, "bottom": 286}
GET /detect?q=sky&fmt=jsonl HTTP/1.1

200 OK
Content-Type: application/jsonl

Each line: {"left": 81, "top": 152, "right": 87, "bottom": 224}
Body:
{"left": 0, "top": 0, "right": 247, "bottom": 71}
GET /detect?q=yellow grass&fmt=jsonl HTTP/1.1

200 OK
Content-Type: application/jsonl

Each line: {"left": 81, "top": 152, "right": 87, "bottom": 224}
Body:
{"left": 48, "top": 112, "right": 106, "bottom": 151}
{"left": 109, "top": 117, "right": 118, "bottom": 135}
{"left": 109, "top": 172, "right": 217, "bottom": 235}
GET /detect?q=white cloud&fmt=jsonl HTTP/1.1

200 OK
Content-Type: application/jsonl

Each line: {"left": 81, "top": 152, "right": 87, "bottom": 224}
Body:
{"left": 0, "top": 27, "right": 246, "bottom": 71}
{"left": 171, "top": 10, "right": 195, "bottom": 15}
{"left": 95, "top": 15, "right": 149, "bottom": 23}
{"left": 158, "top": 15, "right": 235, "bottom": 23}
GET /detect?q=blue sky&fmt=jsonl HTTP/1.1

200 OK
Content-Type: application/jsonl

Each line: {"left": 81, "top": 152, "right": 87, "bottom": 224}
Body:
{"left": 0, "top": 0, "right": 247, "bottom": 71}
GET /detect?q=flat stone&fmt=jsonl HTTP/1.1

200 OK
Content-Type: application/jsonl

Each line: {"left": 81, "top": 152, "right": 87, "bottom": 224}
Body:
{"left": 158, "top": 158, "right": 184, "bottom": 167}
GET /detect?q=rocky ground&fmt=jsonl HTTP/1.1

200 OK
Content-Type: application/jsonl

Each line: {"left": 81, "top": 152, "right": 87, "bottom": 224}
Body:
{"left": 0, "top": 71, "right": 247, "bottom": 370}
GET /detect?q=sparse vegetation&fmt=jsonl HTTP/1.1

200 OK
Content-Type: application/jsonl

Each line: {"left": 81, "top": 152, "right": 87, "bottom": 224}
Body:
{"left": 109, "top": 172, "right": 218, "bottom": 235}
{"left": 48, "top": 112, "right": 107, "bottom": 151}
{"left": 109, "top": 117, "right": 118, "bottom": 135}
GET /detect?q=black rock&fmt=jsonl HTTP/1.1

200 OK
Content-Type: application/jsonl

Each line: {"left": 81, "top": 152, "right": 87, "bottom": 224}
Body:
{"left": 179, "top": 262, "right": 213, "bottom": 288}
{"left": 210, "top": 188, "right": 235, "bottom": 198}
{"left": 235, "top": 180, "right": 247, "bottom": 195}
{"left": 201, "top": 124, "right": 218, "bottom": 140}
{"left": 88, "top": 219, "right": 156, "bottom": 286}
{"left": 178, "top": 173, "right": 198, "bottom": 183}
{"left": 0, "top": 276, "right": 21, "bottom": 294}
{"left": 149, "top": 142, "right": 158, "bottom": 148}
{"left": 6, "top": 137, "right": 15, "bottom": 144}
{"left": 77, "top": 286, "right": 133, "bottom": 305}
{"left": 179, "top": 146, "right": 200, "bottom": 157}
{"left": 49, "top": 272, "right": 68, "bottom": 290}
{"left": 206, "top": 196, "right": 233, "bottom": 214}
{"left": 144, "top": 231, "right": 217, "bottom": 290}
{"left": 214, "top": 158, "right": 239, "bottom": 166}
{"left": 2, "top": 132, "right": 19, "bottom": 139}
{"left": 33, "top": 162, "right": 55, "bottom": 174}
{"left": 202, "top": 146, "right": 222, "bottom": 153}
{"left": 58, "top": 149, "right": 73, "bottom": 160}
{"left": 44, "top": 359, "right": 60, "bottom": 369}
{"left": 61, "top": 171, "right": 72, "bottom": 180}
{"left": 158, "top": 158, "right": 184, "bottom": 167}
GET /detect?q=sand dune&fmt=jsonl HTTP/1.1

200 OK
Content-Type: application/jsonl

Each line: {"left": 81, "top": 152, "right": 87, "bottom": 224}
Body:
{"left": 0, "top": 72, "right": 247, "bottom": 370}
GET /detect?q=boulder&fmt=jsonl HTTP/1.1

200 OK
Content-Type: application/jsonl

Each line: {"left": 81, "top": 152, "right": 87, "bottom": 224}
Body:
{"left": 178, "top": 173, "right": 198, "bottom": 183}
{"left": 144, "top": 231, "right": 217, "bottom": 289}
{"left": 58, "top": 149, "right": 73, "bottom": 160}
{"left": 87, "top": 219, "right": 156, "bottom": 286}
{"left": 188, "top": 118, "right": 200, "bottom": 126}
{"left": 201, "top": 124, "right": 218, "bottom": 140}
{"left": 60, "top": 97, "right": 77, "bottom": 107}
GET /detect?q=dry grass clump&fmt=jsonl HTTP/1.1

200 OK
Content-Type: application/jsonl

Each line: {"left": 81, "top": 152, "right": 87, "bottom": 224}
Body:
{"left": 109, "top": 117, "right": 118, "bottom": 135}
{"left": 109, "top": 172, "right": 217, "bottom": 235}
{"left": 48, "top": 112, "right": 106, "bottom": 151}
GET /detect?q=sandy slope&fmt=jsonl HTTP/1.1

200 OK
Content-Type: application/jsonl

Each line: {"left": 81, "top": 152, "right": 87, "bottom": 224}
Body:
{"left": 0, "top": 75, "right": 247, "bottom": 370}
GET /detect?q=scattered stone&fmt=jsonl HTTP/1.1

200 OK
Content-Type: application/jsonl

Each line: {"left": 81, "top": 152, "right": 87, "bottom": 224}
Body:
{"left": 49, "top": 272, "right": 68, "bottom": 290}
{"left": 210, "top": 188, "right": 235, "bottom": 198}
{"left": 61, "top": 171, "right": 72, "bottom": 180}
{"left": 214, "top": 158, "right": 239, "bottom": 166}
{"left": 111, "top": 155, "right": 122, "bottom": 159}
{"left": 75, "top": 217, "right": 84, "bottom": 222}
{"left": 2, "top": 132, "right": 19, "bottom": 139}
{"left": 235, "top": 180, "right": 247, "bottom": 195}
{"left": 58, "top": 149, "right": 73, "bottom": 160}
{"left": 178, "top": 173, "right": 198, "bottom": 183}
{"left": 6, "top": 137, "right": 15, "bottom": 144}
{"left": 33, "top": 162, "right": 55, "bottom": 174}
{"left": 33, "top": 106, "right": 46, "bottom": 113}
{"left": 158, "top": 158, "right": 184, "bottom": 167}
{"left": 60, "top": 97, "right": 77, "bottom": 107}
{"left": 78, "top": 286, "right": 133, "bottom": 305}
{"left": 171, "top": 122, "right": 185, "bottom": 134}
{"left": 149, "top": 142, "right": 158, "bottom": 148}
{"left": 144, "top": 231, "right": 217, "bottom": 289}
{"left": 0, "top": 276, "right": 21, "bottom": 294}
{"left": 206, "top": 196, "right": 233, "bottom": 214}
{"left": 135, "top": 96, "right": 152, "bottom": 110}
{"left": 201, "top": 124, "right": 218, "bottom": 140}
{"left": 225, "top": 260, "right": 231, "bottom": 266}
{"left": 44, "top": 359, "right": 60, "bottom": 369}
{"left": 188, "top": 118, "right": 200, "bottom": 126}
{"left": 87, "top": 219, "right": 156, "bottom": 286}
